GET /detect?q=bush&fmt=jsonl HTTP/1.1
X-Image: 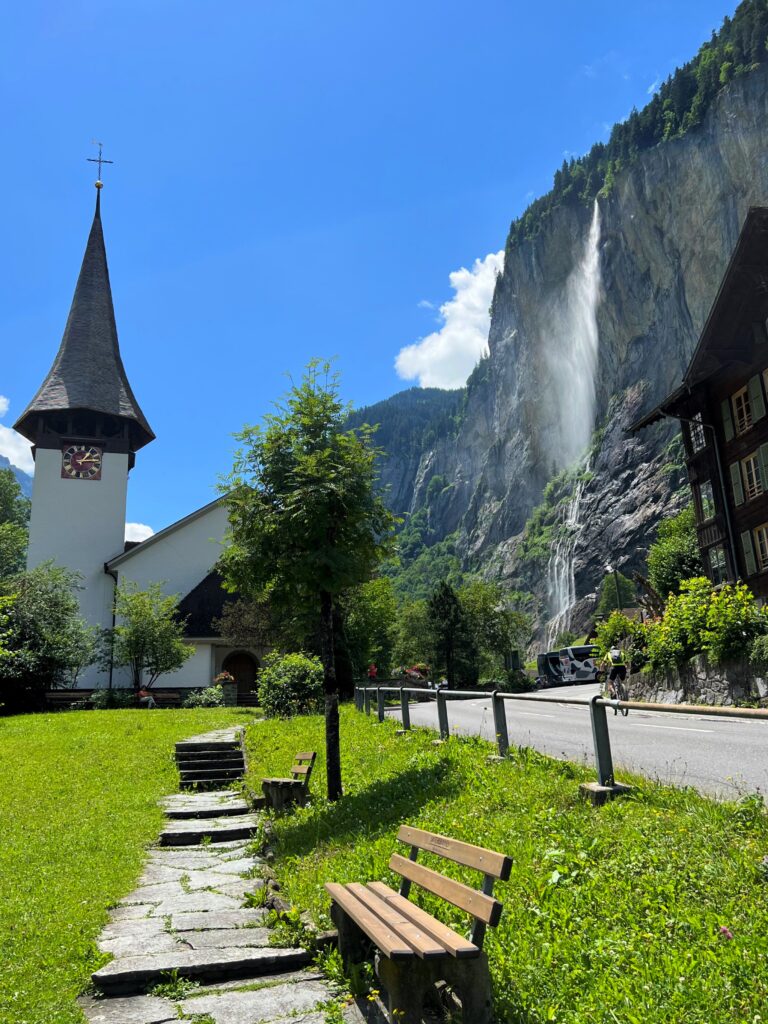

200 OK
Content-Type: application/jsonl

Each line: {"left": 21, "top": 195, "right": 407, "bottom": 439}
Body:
{"left": 750, "top": 633, "right": 768, "bottom": 669}
{"left": 646, "top": 576, "right": 712, "bottom": 670}
{"left": 704, "top": 582, "right": 767, "bottom": 664}
{"left": 646, "top": 506, "right": 703, "bottom": 599}
{"left": 594, "top": 612, "right": 650, "bottom": 668}
{"left": 90, "top": 688, "right": 135, "bottom": 709}
{"left": 257, "top": 652, "right": 323, "bottom": 718}
{"left": 182, "top": 685, "right": 225, "bottom": 708}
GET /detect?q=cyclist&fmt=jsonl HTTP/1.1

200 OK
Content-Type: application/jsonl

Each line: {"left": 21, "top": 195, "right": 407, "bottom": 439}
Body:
{"left": 601, "top": 646, "right": 628, "bottom": 703}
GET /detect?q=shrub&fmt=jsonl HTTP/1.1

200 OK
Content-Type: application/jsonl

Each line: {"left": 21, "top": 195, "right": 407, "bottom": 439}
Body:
{"left": 183, "top": 685, "right": 225, "bottom": 708}
{"left": 703, "top": 582, "right": 767, "bottom": 664}
{"left": 646, "top": 506, "right": 703, "bottom": 599}
{"left": 595, "top": 612, "right": 650, "bottom": 668}
{"left": 646, "top": 576, "right": 712, "bottom": 670}
{"left": 90, "top": 688, "right": 135, "bottom": 709}
{"left": 750, "top": 633, "right": 768, "bottom": 669}
{"left": 257, "top": 652, "right": 323, "bottom": 718}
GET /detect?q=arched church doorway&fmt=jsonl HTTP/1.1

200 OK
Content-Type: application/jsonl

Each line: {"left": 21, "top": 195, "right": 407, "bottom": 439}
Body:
{"left": 222, "top": 651, "right": 259, "bottom": 697}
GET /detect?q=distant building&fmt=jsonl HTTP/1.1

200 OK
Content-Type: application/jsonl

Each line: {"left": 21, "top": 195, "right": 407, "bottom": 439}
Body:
{"left": 14, "top": 184, "right": 262, "bottom": 693}
{"left": 631, "top": 207, "right": 768, "bottom": 598}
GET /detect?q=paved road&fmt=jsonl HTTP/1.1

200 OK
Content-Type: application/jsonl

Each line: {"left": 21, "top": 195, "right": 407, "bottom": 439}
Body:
{"left": 382, "top": 684, "right": 768, "bottom": 799}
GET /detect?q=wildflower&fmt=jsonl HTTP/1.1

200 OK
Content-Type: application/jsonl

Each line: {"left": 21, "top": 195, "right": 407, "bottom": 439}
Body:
{"left": 718, "top": 925, "right": 734, "bottom": 940}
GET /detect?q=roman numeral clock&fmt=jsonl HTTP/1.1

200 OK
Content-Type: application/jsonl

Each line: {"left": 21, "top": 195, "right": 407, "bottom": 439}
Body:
{"left": 61, "top": 444, "right": 103, "bottom": 480}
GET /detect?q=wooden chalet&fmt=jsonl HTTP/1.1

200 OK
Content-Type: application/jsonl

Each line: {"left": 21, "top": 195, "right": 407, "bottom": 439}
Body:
{"left": 631, "top": 207, "right": 768, "bottom": 597}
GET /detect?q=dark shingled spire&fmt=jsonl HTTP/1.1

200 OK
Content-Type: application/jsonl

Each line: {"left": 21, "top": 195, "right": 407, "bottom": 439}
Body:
{"left": 14, "top": 191, "right": 154, "bottom": 451}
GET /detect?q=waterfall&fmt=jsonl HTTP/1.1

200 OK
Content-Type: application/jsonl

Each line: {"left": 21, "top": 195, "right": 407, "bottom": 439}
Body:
{"left": 544, "top": 201, "right": 602, "bottom": 645}
{"left": 545, "top": 463, "right": 589, "bottom": 649}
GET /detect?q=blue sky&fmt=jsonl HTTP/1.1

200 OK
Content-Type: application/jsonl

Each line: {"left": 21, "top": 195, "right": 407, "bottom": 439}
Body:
{"left": 0, "top": 0, "right": 732, "bottom": 535}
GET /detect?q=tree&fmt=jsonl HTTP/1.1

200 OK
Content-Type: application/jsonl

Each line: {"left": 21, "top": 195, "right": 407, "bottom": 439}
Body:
{"left": 595, "top": 570, "right": 637, "bottom": 617}
{"left": 221, "top": 361, "right": 396, "bottom": 800}
{"left": 427, "top": 580, "right": 473, "bottom": 688}
{"left": 343, "top": 577, "right": 397, "bottom": 677}
{"left": 646, "top": 506, "right": 703, "bottom": 600}
{"left": 0, "top": 469, "right": 30, "bottom": 580}
{"left": 0, "top": 563, "right": 96, "bottom": 712}
{"left": 393, "top": 598, "right": 432, "bottom": 668}
{"left": 106, "top": 581, "right": 193, "bottom": 690}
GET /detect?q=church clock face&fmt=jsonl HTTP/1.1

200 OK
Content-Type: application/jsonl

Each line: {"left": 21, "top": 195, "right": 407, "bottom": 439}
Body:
{"left": 61, "top": 444, "right": 103, "bottom": 480}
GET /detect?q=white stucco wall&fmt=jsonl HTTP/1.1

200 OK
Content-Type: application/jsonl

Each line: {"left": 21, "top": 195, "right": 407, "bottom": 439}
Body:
{"left": 111, "top": 500, "right": 228, "bottom": 601}
{"left": 27, "top": 447, "right": 129, "bottom": 687}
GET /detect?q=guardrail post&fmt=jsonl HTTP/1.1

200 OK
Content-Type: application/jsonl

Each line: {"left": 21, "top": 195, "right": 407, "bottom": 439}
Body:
{"left": 589, "top": 695, "right": 615, "bottom": 786}
{"left": 354, "top": 687, "right": 363, "bottom": 712}
{"left": 399, "top": 687, "right": 411, "bottom": 730}
{"left": 377, "top": 687, "right": 385, "bottom": 723}
{"left": 492, "top": 690, "right": 509, "bottom": 757}
{"left": 364, "top": 688, "right": 371, "bottom": 715}
{"left": 437, "top": 689, "right": 450, "bottom": 740}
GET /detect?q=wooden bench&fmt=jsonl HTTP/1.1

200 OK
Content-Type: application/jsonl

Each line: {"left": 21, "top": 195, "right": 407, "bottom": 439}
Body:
{"left": 325, "top": 825, "right": 511, "bottom": 1024}
{"left": 261, "top": 751, "right": 316, "bottom": 811}
{"left": 149, "top": 691, "right": 181, "bottom": 708}
{"left": 45, "top": 690, "right": 94, "bottom": 710}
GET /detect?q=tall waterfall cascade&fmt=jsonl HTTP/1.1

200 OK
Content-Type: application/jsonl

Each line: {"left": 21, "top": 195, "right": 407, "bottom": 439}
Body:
{"left": 545, "top": 201, "right": 603, "bottom": 643}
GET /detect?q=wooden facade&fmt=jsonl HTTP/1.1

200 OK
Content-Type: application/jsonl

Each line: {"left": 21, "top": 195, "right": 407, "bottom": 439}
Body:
{"left": 632, "top": 207, "right": 768, "bottom": 598}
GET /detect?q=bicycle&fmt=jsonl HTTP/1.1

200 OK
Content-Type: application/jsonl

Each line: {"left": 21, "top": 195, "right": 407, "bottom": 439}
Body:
{"left": 596, "top": 667, "right": 629, "bottom": 716}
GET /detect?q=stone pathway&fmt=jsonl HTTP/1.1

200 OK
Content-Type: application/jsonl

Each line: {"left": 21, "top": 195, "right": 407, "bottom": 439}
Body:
{"left": 80, "top": 729, "right": 365, "bottom": 1024}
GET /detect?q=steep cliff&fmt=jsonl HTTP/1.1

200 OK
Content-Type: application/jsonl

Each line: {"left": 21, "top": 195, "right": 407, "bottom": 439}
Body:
{"left": 359, "top": 63, "right": 768, "bottom": 638}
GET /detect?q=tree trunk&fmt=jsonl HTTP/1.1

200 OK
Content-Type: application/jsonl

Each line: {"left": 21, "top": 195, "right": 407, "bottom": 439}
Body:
{"left": 320, "top": 590, "right": 343, "bottom": 801}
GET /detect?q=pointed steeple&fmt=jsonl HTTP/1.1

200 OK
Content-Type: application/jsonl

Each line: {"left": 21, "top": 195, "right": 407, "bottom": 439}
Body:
{"left": 14, "top": 190, "right": 154, "bottom": 451}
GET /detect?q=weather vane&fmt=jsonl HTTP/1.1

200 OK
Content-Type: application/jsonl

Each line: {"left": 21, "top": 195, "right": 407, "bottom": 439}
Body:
{"left": 87, "top": 141, "right": 113, "bottom": 189}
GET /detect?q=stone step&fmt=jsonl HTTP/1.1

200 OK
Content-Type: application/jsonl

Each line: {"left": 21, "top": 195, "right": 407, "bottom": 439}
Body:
{"left": 91, "top": 944, "right": 312, "bottom": 995}
{"left": 177, "top": 759, "right": 245, "bottom": 772}
{"left": 175, "top": 748, "right": 246, "bottom": 762}
{"left": 162, "top": 797, "right": 251, "bottom": 819}
{"left": 175, "top": 740, "right": 242, "bottom": 753}
{"left": 159, "top": 813, "right": 260, "bottom": 846}
{"left": 179, "top": 769, "right": 245, "bottom": 783}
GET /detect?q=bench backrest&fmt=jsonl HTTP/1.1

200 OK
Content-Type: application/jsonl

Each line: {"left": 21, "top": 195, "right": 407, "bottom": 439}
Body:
{"left": 290, "top": 751, "right": 316, "bottom": 788}
{"left": 390, "top": 825, "right": 512, "bottom": 948}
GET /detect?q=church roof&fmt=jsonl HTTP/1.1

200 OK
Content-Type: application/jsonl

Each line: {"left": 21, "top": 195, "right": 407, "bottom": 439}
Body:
{"left": 177, "top": 570, "right": 235, "bottom": 638}
{"left": 14, "top": 191, "right": 154, "bottom": 451}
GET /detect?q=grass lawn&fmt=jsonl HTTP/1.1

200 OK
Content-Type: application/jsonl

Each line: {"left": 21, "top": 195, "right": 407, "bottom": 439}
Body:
{"left": 0, "top": 707, "right": 253, "bottom": 1024}
{"left": 243, "top": 707, "right": 768, "bottom": 1024}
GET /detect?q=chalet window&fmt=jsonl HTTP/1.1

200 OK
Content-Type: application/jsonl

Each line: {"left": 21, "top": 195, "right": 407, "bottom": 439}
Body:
{"left": 708, "top": 545, "right": 728, "bottom": 585}
{"left": 689, "top": 413, "right": 706, "bottom": 452}
{"left": 741, "top": 530, "right": 758, "bottom": 576}
{"left": 755, "top": 524, "right": 768, "bottom": 572}
{"left": 733, "top": 386, "right": 752, "bottom": 435}
{"left": 697, "top": 480, "right": 715, "bottom": 521}
{"left": 742, "top": 452, "right": 763, "bottom": 501}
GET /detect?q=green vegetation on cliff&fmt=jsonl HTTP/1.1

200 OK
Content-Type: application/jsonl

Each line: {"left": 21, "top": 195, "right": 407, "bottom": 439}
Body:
{"left": 509, "top": 0, "right": 768, "bottom": 245}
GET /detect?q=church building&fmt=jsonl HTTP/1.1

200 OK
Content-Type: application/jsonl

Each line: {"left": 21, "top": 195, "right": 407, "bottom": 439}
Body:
{"left": 631, "top": 206, "right": 768, "bottom": 599}
{"left": 14, "top": 181, "right": 263, "bottom": 694}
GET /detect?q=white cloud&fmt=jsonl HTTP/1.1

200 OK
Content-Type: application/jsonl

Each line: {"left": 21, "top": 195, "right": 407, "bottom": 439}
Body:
{"left": 0, "top": 395, "right": 34, "bottom": 475}
{"left": 125, "top": 522, "right": 154, "bottom": 543}
{"left": 647, "top": 77, "right": 660, "bottom": 94}
{"left": 395, "top": 251, "right": 504, "bottom": 390}
{"left": 417, "top": 299, "right": 435, "bottom": 310}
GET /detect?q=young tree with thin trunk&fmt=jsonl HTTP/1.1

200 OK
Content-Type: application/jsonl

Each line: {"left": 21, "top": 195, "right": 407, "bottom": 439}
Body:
{"left": 106, "top": 581, "right": 193, "bottom": 690}
{"left": 220, "top": 361, "right": 395, "bottom": 801}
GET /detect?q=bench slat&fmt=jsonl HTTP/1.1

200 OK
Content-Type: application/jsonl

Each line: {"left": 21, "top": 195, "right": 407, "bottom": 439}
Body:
{"left": 366, "top": 882, "right": 480, "bottom": 959}
{"left": 325, "top": 883, "right": 414, "bottom": 961}
{"left": 291, "top": 765, "right": 311, "bottom": 775}
{"left": 397, "top": 826, "right": 512, "bottom": 881}
{"left": 262, "top": 777, "right": 306, "bottom": 786}
{"left": 295, "top": 752, "right": 315, "bottom": 761}
{"left": 345, "top": 883, "right": 446, "bottom": 960}
{"left": 389, "top": 854, "right": 503, "bottom": 927}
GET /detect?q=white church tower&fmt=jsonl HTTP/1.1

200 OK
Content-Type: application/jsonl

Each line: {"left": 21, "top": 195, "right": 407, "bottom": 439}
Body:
{"left": 14, "top": 179, "right": 154, "bottom": 685}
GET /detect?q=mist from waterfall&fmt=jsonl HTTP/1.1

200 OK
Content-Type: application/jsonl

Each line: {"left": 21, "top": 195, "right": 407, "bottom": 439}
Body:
{"left": 544, "top": 201, "right": 602, "bottom": 639}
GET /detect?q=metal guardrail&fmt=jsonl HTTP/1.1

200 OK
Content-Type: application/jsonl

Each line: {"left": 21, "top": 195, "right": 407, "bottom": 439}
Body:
{"left": 354, "top": 684, "right": 768, "bottom": 791}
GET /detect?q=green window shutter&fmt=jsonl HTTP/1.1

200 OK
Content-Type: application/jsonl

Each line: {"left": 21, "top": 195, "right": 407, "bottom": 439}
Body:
{"left": 759, "top": 444, "right": 768, "bottom": 492}
{"left": 721, "top": 398, "right": 735, "bottom": 441}
{"left": 749, "top": 374, "right": 766, "bottom": 423}
{"left": 730, "top": 460, "right": 745, "bottom": 506}
{"left": 741, "top": 530, "right": 757, "bottom": 576}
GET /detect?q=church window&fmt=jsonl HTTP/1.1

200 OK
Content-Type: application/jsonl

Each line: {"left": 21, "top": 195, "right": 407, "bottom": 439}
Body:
{"left": 755, "top": 524, "right": 768, "bottom": 572}
{"left": 708, "top": 545, "right": 728, "bottom": 585}
{"left": 688, "top": 413, "right": 706, "bottom": 452}
{"left": 732, "top": 386, "right": 752, "bottom": 435}
{"left": 697, "top": 480, "right": 715, "bottom": 521}
{"left": 742, "top": 452, "right": 764, "bottom": 501}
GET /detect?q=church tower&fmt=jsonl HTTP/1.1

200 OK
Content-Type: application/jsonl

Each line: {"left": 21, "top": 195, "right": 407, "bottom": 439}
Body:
{"left": 14, "top": 181, "right": 154, "bottom": 681}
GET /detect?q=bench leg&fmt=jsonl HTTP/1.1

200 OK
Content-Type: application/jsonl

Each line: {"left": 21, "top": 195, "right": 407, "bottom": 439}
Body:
{"left": 330, "top": 903, "right": 373, "bottom": 968}
{"left": 376, "top": 951, "right": 494, "bottom": 1024}
{"left": 440, "top": 952, "right": 494, "bottom": 1024}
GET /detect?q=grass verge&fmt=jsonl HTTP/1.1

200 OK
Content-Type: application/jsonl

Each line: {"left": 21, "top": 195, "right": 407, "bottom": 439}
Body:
{"left": 0, "top": 707, "right": 253, "bottom": 1024}
{"left": 243, "top": 707, "right": 768, "bottom": 1024}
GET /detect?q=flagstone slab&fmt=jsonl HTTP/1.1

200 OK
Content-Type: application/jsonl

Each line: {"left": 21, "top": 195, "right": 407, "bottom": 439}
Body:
{"left": 170, "top": 909, "right": 267, "bottom": 931}
{"left": 98, "top": 930, "right": 181, "bottom": 958}
{"left": 93, "top": 945, "right": 312, "bottom": 995}
{"left": 79, "top": 994, "right": 177, "bottom": 1023}
{"left": 108, "top": 904, "right": 157, "bottom": 922}
{"left": 204, "top": 857, "right": 255, "bottom": 876}
{"left": 178, "top": 978, "right": 330, "bottom": 1024}
{"left": 149, "top": 891, "right": 243, "bottom": 916}
{"left": 101, "top": 919, "right": 170, "bottom": 941}
{"left": 159, "top": 814, "right": 260, "bottom": 847}
{"left": 181, "top": 928, "right": 271, "bottom": 949}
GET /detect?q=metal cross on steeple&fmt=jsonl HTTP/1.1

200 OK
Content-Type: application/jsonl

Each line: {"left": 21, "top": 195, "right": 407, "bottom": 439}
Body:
{"left": 87, "top": 141, "right": 113, "bottom": 187}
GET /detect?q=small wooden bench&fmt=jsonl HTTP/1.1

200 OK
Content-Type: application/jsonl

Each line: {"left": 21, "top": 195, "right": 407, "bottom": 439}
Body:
{"left": 325, "top": 825, "right": 511, "bottom": 1024}
{"left": 149, "top": 691, "right": 181, "bottom": 708}
{"left": 261, "top": 751, "right": 316, "bottom": 811}
{"left": 45, "top": 690, "right": 94, "bottom": 710}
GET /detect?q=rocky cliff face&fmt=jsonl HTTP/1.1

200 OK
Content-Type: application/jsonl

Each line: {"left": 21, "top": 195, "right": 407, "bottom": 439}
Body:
{"left": 376, "top": 65, "right": 768, "bottom": 638}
